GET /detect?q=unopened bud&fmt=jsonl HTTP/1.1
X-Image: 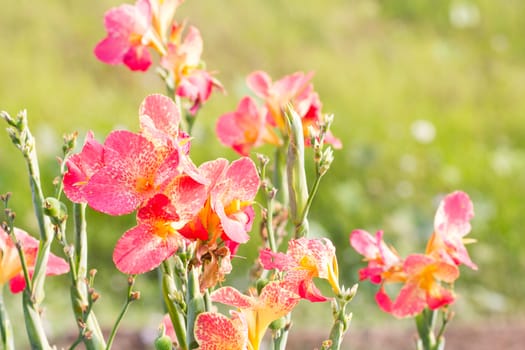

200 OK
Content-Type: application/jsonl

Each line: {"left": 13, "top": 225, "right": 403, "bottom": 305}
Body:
{"left": 269, "top": 316, "right": 287, "bottom": 331}
{"left": 43, "top": 197, "right": 67, "bottom": 224}
{"left": 154, "top": 334, "right": 173, "bottom": 350}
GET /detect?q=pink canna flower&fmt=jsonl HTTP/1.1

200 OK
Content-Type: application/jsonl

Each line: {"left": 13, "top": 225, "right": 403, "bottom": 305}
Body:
{"left": 176, "top": 69, "right": 223, "bottom": 115}
{"left": 94, "top": 0, "right": 162, "bottom": 71}
{"left": 212, "top": 282, "right": 299, "bottom": 350}
{"left": 260, "top": 237, "right": 340, "bottom": 302}
{"left": 349, "top": 229, "right": 404, "bottom": 284}
{"left": 216, "top": 96, "right": 281, "bottom": 156}
{"left": 375, "top": 254, "right": 459, "bottom": 318}
{"left": 194, "top": 311, "right": 248, "bottom": 350}
{"left": 113, "top": 174, "right": 207, "bottom": 274}
{"left": 83, "top": 130, "right": 181, "bottom": 216}
{"left": 161, "top": 25, "right": 223, "bottom": 115}
{"left": 63, "top": 131, "right": 104, "bottom": 203}
{"left": 0, "top": 227, "right": 69, "bottom": 293}
{"left": 246, "top": 71, "right": 341, "bottom": 149}
{"left": 180, "top": 157, "right": 260, "bottom": 251}
{"left": 427, "top": 191, "right": 477, "bottom": 269}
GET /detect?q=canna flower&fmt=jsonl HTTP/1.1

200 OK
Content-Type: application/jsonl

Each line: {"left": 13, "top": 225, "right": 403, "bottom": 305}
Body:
{"left": 216, "top": 96, "right": 281, "bottom": 156}
{"left": 246, "top": 71, "right": 341, "bottom": 149}
{"left": 375, "top": 254, "right": 459, "bottom": 318}
{"left": 427, "top": 191, "right": 477, "bottom": 269}
{"left": 63, "top": 131, "right": 104, "bottom": 203}
{"left": 179, "top": 157, "right": 260, "bottom": 252}
{"left": 94, "top": 0, "right": 162, "bottom": 71}
{"left": 161, "top": 25, "right": 223, "bottom": 115}
{"left": 349, "top": 229, "right": 403, "bottom": 284}
{"left": 0, "top": 227, "right": 69, "bottom": 293}
{"left": 113, "top": 174, "right": 207, "bottom": 274}
{"left": 260, "top": 237, "right": 340, "bottom": 301}
{"left": 82, "top": 130, "right": 181, "bottom": 215}
{"left": 212, "top": 282, "right": 299, "bottom": 350}
{"left": 194, "top": 311, "right": 248, "bottom": 350}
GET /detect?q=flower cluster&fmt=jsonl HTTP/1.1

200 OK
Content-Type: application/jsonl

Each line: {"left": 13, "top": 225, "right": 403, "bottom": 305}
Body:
{"left": 350, "top": 191, "right": 476, "bottom": 318}
{"left": 216, "top": 71, "right": 342, "bottom": 156}
{"left": 94, "top": 0, "right": 222, "bottom": 115}
{"left": 63, "top": 94, "right": 260, "bottom": 280}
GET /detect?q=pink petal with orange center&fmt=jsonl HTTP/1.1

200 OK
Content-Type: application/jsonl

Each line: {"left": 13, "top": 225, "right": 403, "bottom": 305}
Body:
{"left": 84, "top": 130, "right": 163, "bottom": 215}
{"left": 94, "top": 1, "right": 151, "bottom": 68}
{"left": 216, "top": 97, "right": 266, "bottom": 156}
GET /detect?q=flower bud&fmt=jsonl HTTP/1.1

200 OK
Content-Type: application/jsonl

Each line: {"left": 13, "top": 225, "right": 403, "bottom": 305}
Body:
{"left": 43, "top": 197, "right": 67, "bottom": 224}
{"left": 285, "top": 105, "right": 309, "bottom": 237}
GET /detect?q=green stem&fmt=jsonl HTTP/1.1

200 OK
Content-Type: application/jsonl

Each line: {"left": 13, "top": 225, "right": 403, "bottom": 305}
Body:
{"left": 298, "top": 173, "right": 323, "bottom": 230}
{"left": 415, "top": 309, "right": 437, "bottom": 350}
{"left": 185, "top": 268, "right": 204, "bottom": 350}
{"left": 23, "top": 292, "right": 52, "bottom": 350}
{"left": 106, "top": 276, "right": 137, "bottom": 350}
{"left": 0, "top": 290, "right": 15, "bottom": 350}
{"left": 69, "top": 203, "right": 106, "bottom": 350}
{"left": 272, "top": 313, "right": 291, "bottom": 350}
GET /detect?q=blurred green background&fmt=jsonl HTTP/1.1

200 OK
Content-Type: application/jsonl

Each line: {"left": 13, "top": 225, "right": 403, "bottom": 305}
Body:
{"left": 1, "top": 0, "right": 525, "bottom": 346}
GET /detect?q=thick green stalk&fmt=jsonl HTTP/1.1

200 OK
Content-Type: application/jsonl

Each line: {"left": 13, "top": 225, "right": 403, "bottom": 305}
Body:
{"left": 185, "top": 268, "right": 204, "bottom": 350}
{"left": 3, "top": 110, "right": 54, "bottom": 349}
{"left": 161, "top": 262, "right": 187, "bottom": 350}
{"left": 22, "top": 292, "right": 52, "bottom": 350}
{"left": 415, "top": 309, "right": 437, "bottom": 350}
{"left": 0, "top": 290, "right": 15, "bottom": 350}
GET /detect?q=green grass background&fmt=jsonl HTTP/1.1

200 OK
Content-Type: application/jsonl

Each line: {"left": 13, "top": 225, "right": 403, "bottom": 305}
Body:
{"left": 1, "top": 0, "right": 525, "bottom": 345}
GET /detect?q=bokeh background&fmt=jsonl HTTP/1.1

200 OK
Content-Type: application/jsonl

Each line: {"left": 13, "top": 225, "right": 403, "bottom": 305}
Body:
{"left": 1, "top": 0, "right": 525, "bottom": 347}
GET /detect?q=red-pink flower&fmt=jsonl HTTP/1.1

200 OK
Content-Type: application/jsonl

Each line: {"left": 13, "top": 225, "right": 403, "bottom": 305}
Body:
{"left": 113, "top": 174, "right": 207, "bottom": 274}
{"left": 94, "top": 0, "right": 160, "bottom": 71}
{"left": 427, "top": 191, "right": 477, "bottom": 269}
{"left": 194, "top": 311, "right": 248, "bottom": 350}
{"left": 260, "top": 237, "right": 340, "bottom": 302}
{"left": 0, "top": 227, "right": 69, "bottom": 293}
{"left": 161, "top": 25, "right": 223, "bottom": 114}
{"left": 216, "top": 97, "right": 281, "bottom": 156}
{"left": 375, "top": 254, "right": 459, "bottom": 318}
{"left": 83, "top": 130, "right": 180, "bottom": 216}
{"left": 349, "top": 229, "right": 403, "bottom": 284}
{"left": 180, "top": 157, "right": 260, "bottom": 251}
{"left": 246, "top": 71, "right": 341, "bottom": 149}
{"left": 212, "top": 282, "right": 299, "bottom": 350}
{"left": 63, "top": 131, "right": 104, "bottom": 203}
